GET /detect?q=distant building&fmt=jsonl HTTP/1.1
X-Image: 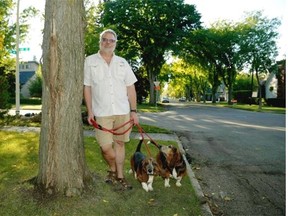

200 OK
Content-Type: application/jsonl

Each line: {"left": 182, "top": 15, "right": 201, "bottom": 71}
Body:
{"left": 265, "top": 73, "right": 278, "bottom": 99}
{"left": 19, "top": 61, "right": 39, "bottom": 98}
{"left": 265, "top": 59, "right": 286, "bottom": 100}
{"left": 217, "top": 81, "right": 227, "bottom": 101}
{"left": 263, "top": 59, "right": 286, "bottom": 107}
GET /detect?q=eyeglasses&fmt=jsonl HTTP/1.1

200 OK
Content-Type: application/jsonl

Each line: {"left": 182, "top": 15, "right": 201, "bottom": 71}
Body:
{"left": 101, "top": 38, "right": 117, "bottom": 43}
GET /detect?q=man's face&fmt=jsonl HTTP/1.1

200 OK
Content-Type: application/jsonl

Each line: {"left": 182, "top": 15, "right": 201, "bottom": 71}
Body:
{"left": 100, "top": 32, "right": 117, "bottom": 53}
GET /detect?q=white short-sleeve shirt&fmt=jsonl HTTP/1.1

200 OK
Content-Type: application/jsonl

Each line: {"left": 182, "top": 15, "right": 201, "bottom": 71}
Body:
{"left": 84, "top": 52, "right": 137, "bottom": 117}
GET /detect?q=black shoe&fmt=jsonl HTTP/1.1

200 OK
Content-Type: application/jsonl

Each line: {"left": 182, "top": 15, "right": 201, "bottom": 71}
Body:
{"left": 105, "top": 171, "right": 117, "bottom": 184}
{"left": 116, "top": 178, "right": 132, "bottom": 190}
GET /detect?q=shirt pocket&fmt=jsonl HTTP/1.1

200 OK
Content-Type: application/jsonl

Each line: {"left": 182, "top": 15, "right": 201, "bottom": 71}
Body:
{"left": 114, "top": 61, "right": 126, "bottom": 82}
{"left": 90, "top": 65, "right": 104, "bottom": 84}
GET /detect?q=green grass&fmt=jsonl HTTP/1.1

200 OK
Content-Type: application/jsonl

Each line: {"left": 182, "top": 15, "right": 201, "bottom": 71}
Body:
{"left": 210, "top": 102, "right": 285, "bottom": 114}
{"left": 11, "top": 104, "right": 42, "bottom": 110}
{"left": 0, "top": 131, "right": 202, "bottom": 216}
{"left": 228, "top": 104, "right": 285, "bottom": 114}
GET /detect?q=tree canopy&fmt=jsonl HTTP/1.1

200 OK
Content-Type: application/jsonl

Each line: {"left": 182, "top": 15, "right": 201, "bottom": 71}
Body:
{"left": 240, "top": 11, "right": 280, "bottom": 108}
{"left": 179, "top": 11, "right": 281, "bottom": 105}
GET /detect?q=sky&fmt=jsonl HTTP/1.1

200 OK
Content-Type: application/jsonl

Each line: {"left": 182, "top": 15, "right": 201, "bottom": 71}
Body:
{"left": 15, "top": 0, "right": 287, "bottom": 62}
{"left": 185, "top": 0, "right": 287, "bottom": 60}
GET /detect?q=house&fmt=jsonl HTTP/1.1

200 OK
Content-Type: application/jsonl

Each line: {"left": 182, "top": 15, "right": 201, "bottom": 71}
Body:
{"left": 265, "top": 73, "right": 278, "bottom": 99}
{"left": 264, "top": 59, "right": 286, "bottom": 107}
{"left": 19, "top": 61, "right": 39, "bottom": 98}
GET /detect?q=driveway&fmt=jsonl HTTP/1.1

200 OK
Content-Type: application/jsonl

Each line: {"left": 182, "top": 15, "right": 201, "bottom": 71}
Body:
{"left": 139, "top": 103, "right": 285, "bottom": 215}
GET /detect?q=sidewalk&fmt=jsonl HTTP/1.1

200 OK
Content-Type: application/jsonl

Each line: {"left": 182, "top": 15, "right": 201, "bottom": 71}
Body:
{"left": 8, "top": 109, "right": 41, "bottom": 116}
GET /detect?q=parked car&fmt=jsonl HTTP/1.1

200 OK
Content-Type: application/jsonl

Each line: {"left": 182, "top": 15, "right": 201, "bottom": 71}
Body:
{"left": 179, "top": 97, "right": 186, "bottom": 102}
{"left": 162, "top": 97, "right": 170, "bottom": 103}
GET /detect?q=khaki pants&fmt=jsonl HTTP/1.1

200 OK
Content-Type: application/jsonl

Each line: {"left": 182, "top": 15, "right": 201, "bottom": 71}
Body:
{"left": 95, "top": 114, "right": 132, "bottom": 146}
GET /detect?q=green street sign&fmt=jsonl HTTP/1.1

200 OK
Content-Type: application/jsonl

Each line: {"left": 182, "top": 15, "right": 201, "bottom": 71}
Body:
{"left": 9, "top": 48, "right": 30, "bottom": 54}
{"left": 19, "top": 47, "right": 30, "bottom": 51}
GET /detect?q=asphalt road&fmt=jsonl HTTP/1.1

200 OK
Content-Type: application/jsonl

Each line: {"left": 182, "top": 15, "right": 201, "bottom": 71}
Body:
{"left": 139, "top": 103, "right": 286, "bottom": 216}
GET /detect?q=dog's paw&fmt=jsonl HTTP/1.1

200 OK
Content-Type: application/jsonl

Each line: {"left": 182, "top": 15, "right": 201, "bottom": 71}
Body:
{"left": 176, "top": 181, "right": 182, "bottom": 187}
{"left": 148, "top": 184, "right": 154, "bottom": 191}
{"left": 172, "top": 169, "right": 178, "bottom": 179}
{"left": 128, "top": 169, "right": 133, "bottom": 174}
{"left": 141, "top": 182, "right": 149, "bottom": 192}
{"left": 164, "top": 178, "right": 170, "bottom": 188}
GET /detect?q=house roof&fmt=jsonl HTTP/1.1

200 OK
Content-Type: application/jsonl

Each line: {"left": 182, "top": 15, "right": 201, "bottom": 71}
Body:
{"left": 20, "top": 71, "right": 35, "bottom": 85}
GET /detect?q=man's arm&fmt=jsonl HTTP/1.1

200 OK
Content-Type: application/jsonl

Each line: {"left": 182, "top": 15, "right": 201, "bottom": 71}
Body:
{"left": 83, "top": 85, "right": 94, "bottom": 125}
{"left": 127, "top": 84, "right": 139, "bottom": 125}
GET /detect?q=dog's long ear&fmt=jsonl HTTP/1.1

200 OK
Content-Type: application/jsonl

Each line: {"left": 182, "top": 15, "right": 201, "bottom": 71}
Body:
{"left": 153, "top": 160, "right": 162, "bottom": 175}
{"left": 159, "top": 151, "right": 169, "bottom": 169}
{"left": 172, "top": 146, "right": 178, "bottom": 153}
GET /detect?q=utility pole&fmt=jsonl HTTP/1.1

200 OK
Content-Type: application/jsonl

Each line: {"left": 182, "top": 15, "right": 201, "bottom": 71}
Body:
{"left": 15, "top": 0, "right": 20, "bottom": 115}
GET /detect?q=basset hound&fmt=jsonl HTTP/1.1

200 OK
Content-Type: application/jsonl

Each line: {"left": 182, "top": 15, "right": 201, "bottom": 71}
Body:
{"left": 156, "top": 145, "right": 187, "bottom": 187}
{"left": 130, "top": 139, "right": 160, "bottom": 192}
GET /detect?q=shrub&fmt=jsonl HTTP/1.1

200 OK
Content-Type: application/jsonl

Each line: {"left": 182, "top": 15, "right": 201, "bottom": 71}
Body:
{"left": 0, "top": 76, "right": 11, "bottom": 116}
{"left": 9, "top": 98, "right": 42, "bottom": 105}
{"left": 29, "top": 75, "right": 42, "bottom": 97}
{"left": 266, "top": 98, "right": 285, "bottom": 107}
{"left": 233, "top": 90, "right": 252, "bottom": 104}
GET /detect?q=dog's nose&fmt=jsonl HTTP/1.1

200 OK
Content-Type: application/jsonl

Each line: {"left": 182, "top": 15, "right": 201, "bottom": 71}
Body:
{"left": 147, "top": 168, "right": 153, "bottom": 174}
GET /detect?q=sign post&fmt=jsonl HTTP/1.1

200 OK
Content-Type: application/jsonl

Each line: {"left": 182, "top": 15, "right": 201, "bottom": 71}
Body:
{"left": 15, "top": 0, "right": 20, "bottom": 115}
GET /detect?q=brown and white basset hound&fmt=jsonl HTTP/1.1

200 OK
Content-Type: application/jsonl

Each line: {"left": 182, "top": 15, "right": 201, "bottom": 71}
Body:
{"left": 130, "top": 139, "right": 160, "bottom": 192}
{"left": 156, "top": 145, "right": 187, "bottom": 187}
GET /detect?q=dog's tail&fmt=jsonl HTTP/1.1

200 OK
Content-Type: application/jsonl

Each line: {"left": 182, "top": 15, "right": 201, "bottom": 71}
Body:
{"left": 136, "top": 138, "right": 143, "bottom": 152}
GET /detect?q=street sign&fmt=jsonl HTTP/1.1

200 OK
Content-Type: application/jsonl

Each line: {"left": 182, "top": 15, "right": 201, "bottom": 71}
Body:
{"left": 19, "top": 47, "right": 30, "bottom": 51}
{"left": 153, "top": 81, "right": 160, "bottom": 87}
{"left": 9, "top": 48, "right": 30, "bottom": 54}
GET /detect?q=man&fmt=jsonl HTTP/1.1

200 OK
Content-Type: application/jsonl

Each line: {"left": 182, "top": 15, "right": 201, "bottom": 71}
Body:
{"left": 84, "top": 29, "right": 138, "bottom": 190}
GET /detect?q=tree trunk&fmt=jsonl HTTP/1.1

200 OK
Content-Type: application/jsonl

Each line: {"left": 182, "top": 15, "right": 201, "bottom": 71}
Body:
{"left": 148, "top": 69, "right": 156, "bottom": 105}
{"left": 37, "top": 0, "right": 89, "bottom": 196}
{"left": 255, "top": 72, "right": 263, "bottom": 110}
{"left": 227, "top": 86, "right": 233, "bottom": 105}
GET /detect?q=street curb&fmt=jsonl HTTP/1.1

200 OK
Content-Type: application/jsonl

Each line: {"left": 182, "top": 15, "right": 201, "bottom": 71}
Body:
{"left": 175, "top": 134, "right": 213, "bottom": 216}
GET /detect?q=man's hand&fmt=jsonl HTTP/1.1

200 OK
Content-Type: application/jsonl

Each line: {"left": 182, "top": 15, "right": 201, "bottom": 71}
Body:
{"left": 130, "top": 112, "right": 139, "bottom": 125}
{"left": 87, "top": 113, "right": 95, "bottom": 125}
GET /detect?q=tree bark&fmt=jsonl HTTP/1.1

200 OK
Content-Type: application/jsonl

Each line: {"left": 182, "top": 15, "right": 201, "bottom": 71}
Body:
{"left": 37, "top": 0, "right": 89, "bottom": 196}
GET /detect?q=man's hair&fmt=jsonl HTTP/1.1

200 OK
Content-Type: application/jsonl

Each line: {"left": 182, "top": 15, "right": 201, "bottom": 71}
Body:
{"left": 99, "top": 29, "right": 117, "bottom": 42}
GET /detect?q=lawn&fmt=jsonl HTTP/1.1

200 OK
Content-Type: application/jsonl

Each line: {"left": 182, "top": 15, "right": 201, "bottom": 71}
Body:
{"left": 212, "top": 102, "right": 285, "bottom": 114}
{"left": 0, "top": 131, "right": 202, "bottom": 216}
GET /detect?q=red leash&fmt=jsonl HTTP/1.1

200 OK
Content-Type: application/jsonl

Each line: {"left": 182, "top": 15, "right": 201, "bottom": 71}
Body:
{"left": 135, "top": 124, "right": 161, "bottom": 149}
{"left": 90, "top": 118, "right": 161, "bottom": 149}
{"left": 90, "top": 119, "right": 134, "bottom": 135}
